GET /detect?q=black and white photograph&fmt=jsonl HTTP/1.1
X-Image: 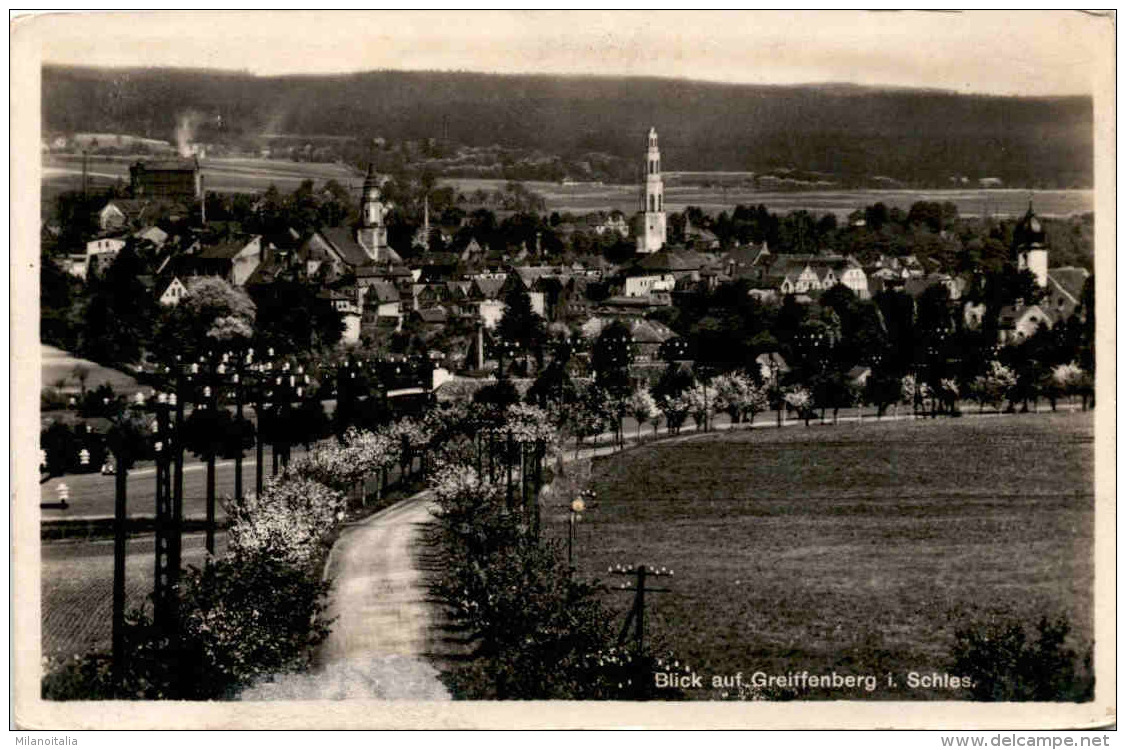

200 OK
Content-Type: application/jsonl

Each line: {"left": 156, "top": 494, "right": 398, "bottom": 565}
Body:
{"left": 10, "top": 9, "right": 1115, "bottom": 731}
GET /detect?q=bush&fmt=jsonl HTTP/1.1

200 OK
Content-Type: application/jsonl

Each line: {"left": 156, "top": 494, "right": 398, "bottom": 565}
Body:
{"left": 428, "top": 410, "right": 689, "bottom": 700}
{"left": 42, "top": 557, "right": 333, "bottom": 701}
{"left": 44, "top": 471, "right": 344, "bottom": 700}
{"left": 40, "top": 421, "right": 108, "bottom": 474}
{"left": 949, "top": 611, "right": 1094, "bottom": 701}
{"left": 41, "top": 387, "right": 70, "bottom": 412}
{"left": 171, "top": 554, "right": 332, "bottom": 698}
{"left": 224, "top": 475, "right": 346, "bottom": 569}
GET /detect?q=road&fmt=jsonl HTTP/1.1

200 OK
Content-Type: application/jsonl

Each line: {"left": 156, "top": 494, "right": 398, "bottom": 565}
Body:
{"left": 239, "top": 493, "right": 452, "bottom": 700}
{"left": 40, "top": 447, "right": 312, "bottom": 521}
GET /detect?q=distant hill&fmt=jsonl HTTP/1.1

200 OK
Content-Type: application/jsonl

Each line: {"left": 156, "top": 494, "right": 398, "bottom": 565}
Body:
{"left": 42, "top": 66, "right": 1093, "bottom": 188}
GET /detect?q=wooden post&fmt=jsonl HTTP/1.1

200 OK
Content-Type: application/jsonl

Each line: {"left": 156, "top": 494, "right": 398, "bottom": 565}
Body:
{"left": 505, "top": 431, "right": 514, "bottom": 509}
{"left": 112, "top": 451, "right": 128, "bottom": 687}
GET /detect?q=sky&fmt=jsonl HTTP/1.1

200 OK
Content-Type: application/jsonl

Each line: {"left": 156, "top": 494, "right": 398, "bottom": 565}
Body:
{"left": 21, "top": 10, "right": 1112, "bottom": 97}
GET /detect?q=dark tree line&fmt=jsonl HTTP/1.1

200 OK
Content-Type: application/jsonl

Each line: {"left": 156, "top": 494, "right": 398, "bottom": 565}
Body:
{"left": 45, "top": 65, "right": 1092, "bottom": 188}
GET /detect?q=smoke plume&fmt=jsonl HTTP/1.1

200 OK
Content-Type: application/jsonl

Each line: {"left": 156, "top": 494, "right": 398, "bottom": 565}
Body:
{"left": 175, "top": 111, "right": 201, "bottom": 158}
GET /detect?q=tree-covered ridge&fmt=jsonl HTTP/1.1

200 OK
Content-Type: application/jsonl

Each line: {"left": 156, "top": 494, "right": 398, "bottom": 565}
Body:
{"left": 43, "top": 66, "right": 1092, "bottom": 188}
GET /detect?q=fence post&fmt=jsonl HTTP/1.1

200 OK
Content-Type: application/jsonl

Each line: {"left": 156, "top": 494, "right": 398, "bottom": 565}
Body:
{"left": 505, "top": 431, "right": 515, "bottom": 509}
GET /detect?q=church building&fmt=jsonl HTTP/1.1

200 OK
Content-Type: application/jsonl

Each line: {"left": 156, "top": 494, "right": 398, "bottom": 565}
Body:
{"left": 635, "top": 127, "right": 667, "bottom": 254}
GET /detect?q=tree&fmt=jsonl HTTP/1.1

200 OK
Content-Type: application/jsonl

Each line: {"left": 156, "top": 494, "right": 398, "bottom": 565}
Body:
{"left": 710, "top": 372, "right": 746, "bottom": 425}
{"left": 783, "top": 386, "right": 815, "bottom": 427}
{"left": 970, "top": 361, "right": 1017, "bottom": 413}
{"left": 496, "top": 283, "right": 547, "bottom": 370}
{"left": 863, "top": 369, "right": 903, "bottom": 417}
{"left": 569, "top": 382, "right": 612, "bottom": 456}
{"left": 41, "top": 250, "right": 83, "bottom": 351}
{"left": 683, "top": 382, "right": 710, "bottom": 431}
{"left": 710, "top": 371, "right": 767, "bottom": 426}
{"left": 250, "top": 280, "right": 344, "bottom": 356}
{"left": 592, "top": 321, "right": 633, "bottom": 397}
{"left": 626, "top": 388, "right": 656, "bottom": 442}
{"left": 156, "top": 277, "right": 256, "bottom": 362}
{"left": 1052, "top": 362, "right": 1088, "bottom": 410}
{"left": 79, "top": 246, "right": 157, "bottom": 366}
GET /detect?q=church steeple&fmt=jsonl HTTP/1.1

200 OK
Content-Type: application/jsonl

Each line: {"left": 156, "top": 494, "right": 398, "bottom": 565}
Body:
{"left": 358, "top": 162, "right": 390, "bottom": 261}
{"left": 636, "top": 126, "right": 667, "bottom": 254}
{"left": 1013, "top": 201, "right": 1048, "bottom": 288}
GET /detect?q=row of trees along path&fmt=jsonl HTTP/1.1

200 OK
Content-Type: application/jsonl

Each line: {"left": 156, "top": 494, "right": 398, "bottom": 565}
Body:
{"left": 240, "top": 398, "right": 1083, "bottom": 701}
{"left": 237, "top": 415, "right": 645, "bottom": 700}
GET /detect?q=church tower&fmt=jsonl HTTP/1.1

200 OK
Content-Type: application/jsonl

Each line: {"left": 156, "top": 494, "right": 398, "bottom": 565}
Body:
{"left": 358, "top": 163, "right": 390, "bottom": 262}
{"left": 1013, "top": 202, "right": 1048, "bottom": 288}
{"left": 636, "top": 127, "right": 667, "bottom": 254}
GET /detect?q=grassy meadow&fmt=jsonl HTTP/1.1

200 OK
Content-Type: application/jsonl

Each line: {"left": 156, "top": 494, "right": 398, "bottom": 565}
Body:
{"left": 40, "top": 153, "right": 1091, "bottom": 222}
{"left": 442, "top": 177, "right": 1093, "bottom": 219}
{"left": 548, "top": 412, "right": 1095, "bottom": 700}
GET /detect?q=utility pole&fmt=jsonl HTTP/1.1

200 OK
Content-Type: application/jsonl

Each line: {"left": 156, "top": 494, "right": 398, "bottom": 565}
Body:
{"left": 609, "top": 563, "right": 674, "bottom": 699}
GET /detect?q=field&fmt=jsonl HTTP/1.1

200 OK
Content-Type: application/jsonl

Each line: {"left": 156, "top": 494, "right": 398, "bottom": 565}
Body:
{"left": 547, "top": 412, "right": 1095, "bottom": 700}
{"left": 40, "top": 532, "right": 226, "bottom": 658}
{"left": 41, "top": 344, "right": 140, "bottom": 395}
{"left": 40, "top": 155, "right": 363, "bottom": 219}
{"left": 39, "top": 154, "right": 1092, "bottom": 222}
{"left": 442, "top": 177, "right": 1093, "bottom": 219}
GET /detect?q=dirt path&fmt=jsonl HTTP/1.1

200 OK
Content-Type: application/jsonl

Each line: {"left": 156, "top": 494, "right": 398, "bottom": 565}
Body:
{"left": 240, "top": 494, "right": 452, "bottom": 700}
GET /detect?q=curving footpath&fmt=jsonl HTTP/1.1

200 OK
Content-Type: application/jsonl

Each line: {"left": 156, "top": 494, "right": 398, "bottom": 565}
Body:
{"left": 240, "top": 492, "right": 452, "bottom": 700}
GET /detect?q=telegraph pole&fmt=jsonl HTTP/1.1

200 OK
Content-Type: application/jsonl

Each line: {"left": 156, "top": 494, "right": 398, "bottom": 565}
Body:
{"left": 609, "top": 563, "right": 674, "bottom": 699}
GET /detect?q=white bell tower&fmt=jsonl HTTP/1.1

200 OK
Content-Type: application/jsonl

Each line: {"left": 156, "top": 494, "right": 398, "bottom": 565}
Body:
{"left": 636, "top": 127, "right": 667, "bottom": 254}
{"left": 359, "top": 163, "right": 390, "bottom": 261}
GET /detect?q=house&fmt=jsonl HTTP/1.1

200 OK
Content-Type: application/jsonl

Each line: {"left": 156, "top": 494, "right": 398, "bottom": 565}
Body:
{"left": 623, "top": 248, "right": 706, "bottom": 298}
{"left": 415, "top": 306, "right": 450, "bottom": 329}
{"left": 722, "top": 242, "right": 771, "bottom": 281}
{"left": 628, "top": 319, "right": 677, "bottom": 362}
{"left": 593, "top": 294, "right": 671, "bottom": 318}
{"left": 97, "top": 199, "right": 152, "bottom": 231}
{"left": 847, "top": 365, "right": 872, "bottom": 389}
{"left": 500, "top": 269, "right": 547, "bottom": 318}
{"left": 158, "top": 276, "right": 190, "bottom": 306}
{"left": 129, "top": 158, "right": 203, "bottom": 203}
{"left": 317, "top": 289, "right": 361, "bottom": 344}
{"left": 1044, "top": 267, "right": 1090, "bottom": 322}
{"left": 361, "top": 279, "right": 403, "bottom": 319}
{"left": 963, "top": 300, "right": 987, "bottom": 330}
{"left": 360, "top": 302, "right": 403, "bottom": 340}
{"left": 903, "top": 273, "right": 966, "bottom": 301}
{"left": 594, "top": 211, "right": 630, "bottom": 239}
{"left": 684, "top": 220, "right": 721, "bottom": 251}
{"left": 84, "top": 236, "right": 128, "bottom": 277}
{"left": 580, "top": 316, "right": 677, "bottom": 363}
{"left": 458, "top": 237, "right": 486, "bottom": 263}
{"left": 753, "top": 254, "right": 869, "bottom": 299}
{"left": 196, "top": 235, "right": 263, "bottom": 286}
{"left": 62, "top": 253, "right": 90, "bottom": 280}
{"left": 133, "top": 225, "right": 169, "bottom": 249}
{"left": 998, "top": 304, "right": 1052, "bottom": 343}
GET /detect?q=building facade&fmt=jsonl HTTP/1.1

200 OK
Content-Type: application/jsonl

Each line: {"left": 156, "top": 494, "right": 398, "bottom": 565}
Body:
{"left": 129, "top": 158, "right": 202, "bottom": 203}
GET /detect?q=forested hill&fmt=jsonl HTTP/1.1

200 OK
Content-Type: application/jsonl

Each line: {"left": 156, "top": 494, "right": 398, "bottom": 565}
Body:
{"left": 43, "top": 66, "right": 1093, "bottom": 188}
